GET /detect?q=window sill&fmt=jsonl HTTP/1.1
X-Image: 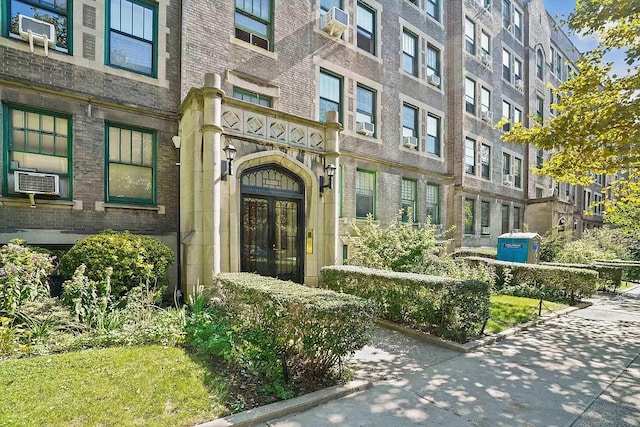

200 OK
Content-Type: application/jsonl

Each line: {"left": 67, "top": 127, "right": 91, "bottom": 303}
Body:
{"left": 96, "top": 202, "right": 165, "bottom": 214}
{"left": 230, "top": 36, "right": 278, "bottom": 60}
{"left": 0, "top": 197, "right": 80, "bottom": 209}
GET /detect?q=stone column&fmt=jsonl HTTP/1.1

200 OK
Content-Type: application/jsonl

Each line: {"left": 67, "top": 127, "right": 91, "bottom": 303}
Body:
{"left": 323, "top": 110, "right": 341, "bottom": 268}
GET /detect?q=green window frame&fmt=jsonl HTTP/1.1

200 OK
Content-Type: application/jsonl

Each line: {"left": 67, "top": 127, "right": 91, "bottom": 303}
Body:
{"left": 232, "top": 87, "right": 272, "bottom": 107}
{"left": 426, "top": 113, "right": 440, "bottom": 156}
{"left": 513, "top": 206, "right": 521, "bottom": 230}
{"left": 464, "top": 198, "right": 475, "bottom": 234}
{"left": 402, "top": 103, "right": 418, "bottom": 139}
{"left": 105, "top": 123, "right": 156, "bottom": 205}
{"left": 501, "top": 204, "right": 510, "bottom": 233}
{"left": 2, "top": 103, "right": 72, "bottom": 199}
{"left": 5, "top": 0, "right": 72, "bottom": 53}
{"left": 107, "top": 0, "right": 157, "bottom": 76}
{"left": 355, "top": 169, "right": 376, "bottom": 219}
{"left": 425, "top": 183, "right": 440, "bottom": 224}
{"left": 356, "top": 84, "right": 376, "bottom": 133}
{"left": 356, "top": 2, "right": 376, "bottom": 55}
{"left": 481, "top": 201, "right": 490, "bottom": 229}
{"left": 235, "top": 0, "right": 272, "bottom": 51}
{"left": 319, "top": 69, "right": 342, "bottom": 123}
{"left": 401, "top": 178, "right": 417, "bottom": 223}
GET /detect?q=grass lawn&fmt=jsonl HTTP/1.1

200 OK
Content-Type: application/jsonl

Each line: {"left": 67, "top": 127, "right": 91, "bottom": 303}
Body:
{"left": 0, "top": 346, "right": 228, "bottom": 427}
{"left": 485, "top": 295, "right": 569, "bottom": 334}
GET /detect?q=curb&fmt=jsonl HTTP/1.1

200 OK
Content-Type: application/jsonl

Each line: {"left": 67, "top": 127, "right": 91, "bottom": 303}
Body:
{"left": 377, "top": 301, "right": 593, "bottom": 353}
{"left": 194, "top": 379, "right": 372, "bottom": 427}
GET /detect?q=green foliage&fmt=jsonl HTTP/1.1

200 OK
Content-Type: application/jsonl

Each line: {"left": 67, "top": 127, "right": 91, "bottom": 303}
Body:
{"left": 345, "top": 213, "right": 493, "bottom": 284}
{"left": 212, "top": 273, "right": 377, "bottom": 380}
{"left": 463, "top": 257, "right": 598, "bottom": 303}
{"left": 61, "top": 264, "right": 113, "bottom": 329}
{"left": 321, "top": 265, "right": 490, "bottom": 342}
{"left": 59, "top": 231, "right": 174, "bottom": 297}
{"left": 538, "top": 228, "right": 571, "bottom": 262}
{"left": 0, "top": 240, "right": 55, "bottom": 313}
{"left": 555, "top": 227, "right": 632, "bottom": 264}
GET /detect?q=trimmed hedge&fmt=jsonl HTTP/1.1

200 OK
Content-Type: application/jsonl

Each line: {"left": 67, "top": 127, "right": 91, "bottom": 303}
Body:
{"left": 463, "top": 257, "right": 597, "bottom": 303}
{"left": 542, "top": 262, "right": 623, "bottom": 291}
{"left": 320, "top": 265, "right": 490, "bottom": 342}
{"left": 212, "top": 273, "right": 377, "bottom": 378}
{"left": 451, "top": 248, "right": 497, "bottom": 259}
{"left": 595, "top": 260, "right": 640, "bottom": 282}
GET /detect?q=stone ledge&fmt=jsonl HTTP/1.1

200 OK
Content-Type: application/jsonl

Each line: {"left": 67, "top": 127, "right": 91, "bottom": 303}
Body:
{"left": 195, "top": 379, "right": 372, "bottom": 427}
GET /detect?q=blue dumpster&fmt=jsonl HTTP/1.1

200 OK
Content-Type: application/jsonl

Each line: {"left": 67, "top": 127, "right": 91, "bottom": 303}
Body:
{"left": 497, "top": 232, "right": 541, "bottom": 263}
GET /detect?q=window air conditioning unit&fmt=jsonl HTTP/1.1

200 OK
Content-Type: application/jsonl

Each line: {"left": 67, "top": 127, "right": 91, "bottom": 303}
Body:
{"left": 427, "top": 73, "right": 441, "bottom": 87}
{"left": 480, "top": 52, "right": 492, "bottom": 66}
{"left": 356, "top": 121, "right": 375, "bottom": 136}
{"left": 503, "top": 174, "right": 514, "bottom": 186}
{"left": 403, "top": 136, "right": 418, "bottom": 149}
{"left": 321, "top": 7, "right": 349, "bottom": 37}
{"left": 481, "top": 226, "right": 491, "bottom": 234}
{"left": 14, "top": 171, "right": 60, "bottom": 195}
{"left": 18, "top": 14, "right": 56, "bottom": 55}
{"left": 515, "top": 78, "right": 524, "bottom": 90}
{"left": 481, "top": 110, "right": 493, "bottom": 122}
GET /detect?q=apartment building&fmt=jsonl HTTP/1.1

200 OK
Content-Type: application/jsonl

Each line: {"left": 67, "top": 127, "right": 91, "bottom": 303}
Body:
{"left": 0, "top": 0, "right": 603, "bottom": 294}
{"left": 0, "top": 0, "right": 181, "bottom": 285}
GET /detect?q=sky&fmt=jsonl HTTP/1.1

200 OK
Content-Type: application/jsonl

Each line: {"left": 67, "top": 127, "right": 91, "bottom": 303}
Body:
{"left": 542, "top": 0, "right": 629, "bottom": 76}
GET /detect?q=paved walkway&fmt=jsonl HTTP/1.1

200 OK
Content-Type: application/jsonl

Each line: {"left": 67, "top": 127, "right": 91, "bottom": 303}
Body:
{"left": 258, "top": 287, "right": 640, "bottom": 426}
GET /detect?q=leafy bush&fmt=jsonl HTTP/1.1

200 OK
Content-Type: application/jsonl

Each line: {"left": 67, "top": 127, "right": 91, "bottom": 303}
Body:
{"left": 462, "top": 257, "right": 598, "bottom": 303}
{"left": 451, "top": 248, "right": 497, "bottom": 259}
{"left": 321, "top": 265, "right": 490, "bottom": 342}
{"left": 61, "top": 265, "right": 113, "bottom": 329}
{"left": 555, "top": 227, "right": 632, "bottom": 264}
{"left": 59, "top": 231, "right": 174, "bottom": 297}
{"left": 542, "top": 262, "right": 623, "bottom": 291}
{"left": 0, "top": 240, "right": 55, "bottom": 313}
{"left": 345, "top": 213, "right": 492, "bottom": 284}
{"left": 538, "top": 228, "right": 571, "bottom": 262}
{"left": 211, "top": 273, "right": 377, "bottom": 380}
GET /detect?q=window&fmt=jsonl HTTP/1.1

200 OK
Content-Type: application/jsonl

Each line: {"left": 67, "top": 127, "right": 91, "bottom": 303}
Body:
{"left": 465, "top": 18, "right": 475, "bottom": 55}
{"left": 514, "top": 107, "right": 522, "bottom": 126}
{"left": 502, "top": 0, "right": 511, "bottom": 29}
{"left": 426, "top": 114, "right": 441, "bottom": 156}
{"left": 321, "top": 0, "right": 342, "bottom": 12}
{"left": 7, "top": 0, "right": 70, "bottom": 51}
{"left": 536, "top": 187, "right": 543, "bottom": 198}
{"left": 106, "top": 123, "right": 156, "bottom": 204}
{"left": 356, "top": 169, "right": 376, "bottom": 218}
{"left": 402, "top": 30, "right": 418, "bottom": 76}
{"left": 513, "top": 8, "right": 522, "bottom": 41}
{"left": 536, "top": 49, "right": 544, "bottom": 79}
{"left": 108, "top": 0, "right": 157, "bottom": 75}
{"left": 550, "top": 47, "right": 556, "bottom": 74}
{"left": 426, "top": 183, "right": 440, "bottom": 224}
{"left": 3, "top": 104, "right": 71, "bottom": 198}
{"left": 426, "top": 0, "right": 439, "bottom": 21}
{"left": 401, "top": 178, "right": 417, "bottom": 222}
{"left": 357, "top": 2, "right": 376, "bottom": 55}
{"left": 356, "top": 84, "right": 376, "bottom": 132}
{"left": 503, "top": 152, "right": 511, "bottom": 179}
{"left": 502, "top": 100, "right": 512, "bottom": 131}
{"left": 514, "top": 157, "right": 522, "bottom": 188}
{"left": 536, "top": 149, "right": 544, "bottom": 168}
{"left": 235, "top": 0, "right": 272, "bottom": 51}
{"left": 465, "top": 78, "right": 476, "bottom": 114}
{"left": 480, "top": 31, "right": 491, "bottom": 55}
{"left": 502, "top": 49, "right": 511, "bottom": 82}
{"left": 481, "top": 144, "right": 491, "bottom": 179}
{"left": 514, "top": 58, "right": 522, "bottom": 83}
{"left": 465, "top": 137, "right": 476, "bottom": 175}
{"left": 319, "top": 69, "right": 342, "bottom": 123}
{"left": 481, "top": 87, "right": 491, "bottom": 113}
{"left": 583, "top": 189, "right": 591, "bottom": 212}
{"left": 556, "top": 51, "right": 562, "bottom": 77}
{"left": 233, "top": 87, "right": 272, "bottom": 107}
{"left": 536, "top": 95, "right": 544, "bottom": 123}
{"left": 464, "top": 199, "right": 475, "bottom": 234}
{"left": 402, "top": 103, "right": 418, "bottom": 139}
{"left": 427, "top": 44, "right": 440, "bottom": 78}
{"left": 501, "top": 204, "right": 510, "bottom": 233}
{"left": 513, "top": 206, "right": 521, "bottom": 230}
{"left": 481, "top": 201, "right": 490, "bottom": 230}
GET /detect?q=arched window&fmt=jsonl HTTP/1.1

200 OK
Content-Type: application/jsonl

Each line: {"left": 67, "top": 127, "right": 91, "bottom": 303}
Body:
{"left": 536, "top": 49, "right": 544, "bottom": 79}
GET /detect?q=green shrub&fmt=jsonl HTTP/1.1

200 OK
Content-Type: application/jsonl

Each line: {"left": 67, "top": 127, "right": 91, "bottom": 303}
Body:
{"left": 321, "top": 265, "right": 490, "bottom": 342}
{"left": 451, "top": 248, "right": 497, "bottom": 259}
{"left": 463, "top": 257, "right": 597, "bottom": 303}
{"left": 555, "top": 227, "right": 633, "bottom": 264}
{"left": 542, "top": 262, "right": 623, "bottom": 291}
{"left": 61, "top": 265, "right": 113, "bottom": 329}
{"left": 59, "top": 231, "right": 174, "bottom": 297}
{"left": 211, "top": 273, "right": 377, "bottom": 380}
{"left": 0, "top": 240, "right": 55, "bottom": 313}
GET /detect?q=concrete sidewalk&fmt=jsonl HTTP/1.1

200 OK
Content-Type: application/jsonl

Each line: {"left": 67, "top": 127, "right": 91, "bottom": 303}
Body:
{"left": 251, "top": 288, "right": 640, "bottom": 426}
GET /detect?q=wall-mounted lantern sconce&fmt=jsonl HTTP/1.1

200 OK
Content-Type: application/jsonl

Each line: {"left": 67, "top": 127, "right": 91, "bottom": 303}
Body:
{"left": 172, "top": 136, "right": 181, "bottom": 149}
{"left": 319, "top": 163, "right": 337, "bottom": 194}
{"left": 221, "top": 143, "right": 237, "bottom": 181}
